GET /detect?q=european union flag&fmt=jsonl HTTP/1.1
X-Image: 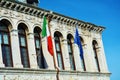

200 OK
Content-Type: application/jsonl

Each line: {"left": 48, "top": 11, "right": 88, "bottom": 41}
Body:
{"left": 74, "top": 26, "right": 84, "bottom": 59}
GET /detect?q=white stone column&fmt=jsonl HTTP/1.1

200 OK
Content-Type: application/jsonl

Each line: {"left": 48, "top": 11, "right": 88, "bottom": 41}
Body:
{"left": 86, "top": 38, "right": 97, "bottom": 72}
{"left": 10, "top": 29, "right": 23, "bottom": 68}
{"left": 84, "top": 42, "right": 97, "bottom": 72}
{"left": 96, "top": 47, "right": 104, "bottom": 72}
{"left": 97, "top": 39, "right": 109, "bottom": 72}
{"left": 27, "top": 33, "right": 38, "bottom": 68}
{"left": 61, "top": 39, "right": 71, "bottom": 70}
{"left": 83, "top": 44, "right": 89, "bottom": 71}
{"left": 73, "top": 44, "right": 83, "bottom": 71}
{"left": 90, "top": 45, "right": 99, "bottom": 72}
{"left": 41, "top": 37, "right": 54, "bottom": 70}
{"left": 0, "top": 43, "right": 4, "bottom": 67}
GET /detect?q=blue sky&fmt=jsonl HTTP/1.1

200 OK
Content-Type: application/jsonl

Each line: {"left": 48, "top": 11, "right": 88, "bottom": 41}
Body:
{"left": 39, "top": 0, "right": 120, "bottom": 80}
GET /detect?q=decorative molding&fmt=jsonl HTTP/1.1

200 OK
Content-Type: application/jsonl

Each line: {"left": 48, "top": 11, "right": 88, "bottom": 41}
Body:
{"left": 0, "top": 67, "right": 111, "bottom": 75}
{"left": 59, "top": 70, "right": 111, "bottom": 76}
{"left": 0, "top": 0, "right": 105, "bottom": 33}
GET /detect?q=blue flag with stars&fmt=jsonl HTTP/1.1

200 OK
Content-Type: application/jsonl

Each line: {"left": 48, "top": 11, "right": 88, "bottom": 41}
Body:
{"left": 74, "top": 26, "right": 84, "bottom": 59}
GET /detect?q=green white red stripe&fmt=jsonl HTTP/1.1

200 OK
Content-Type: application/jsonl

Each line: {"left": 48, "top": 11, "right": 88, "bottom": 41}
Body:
{"left": 42, "top": 16, "right": 54, "bottom": 56}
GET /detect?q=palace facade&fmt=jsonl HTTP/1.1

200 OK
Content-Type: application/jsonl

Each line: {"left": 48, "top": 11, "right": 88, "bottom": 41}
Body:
{"left": 0, "top": 0, "right": 110, "bottom": 80}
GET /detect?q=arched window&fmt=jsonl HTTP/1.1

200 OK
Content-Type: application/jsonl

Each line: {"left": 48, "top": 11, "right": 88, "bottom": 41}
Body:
{"left": 80, "top": 37, "right": 86, "bottom": 71}
{"left": 0, "top": 20, "right": 13, "bottom": 67}
{"left": 18, "top": 23, "right": 30, "bottom": 68}
{"left": 54, "top": 32, "right": 64, "bottom": 70}
{"left": 34, "top": 27, "right": 45, "bottom": 68}
{"left": 67, "top": 34, "right": 75, "bottom": 70}
{"left": 92, "top": 40, "right": 100, "bottom": 72}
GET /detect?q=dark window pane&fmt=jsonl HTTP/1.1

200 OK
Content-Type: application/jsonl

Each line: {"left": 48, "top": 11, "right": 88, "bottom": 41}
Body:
{"left": 55, "top": 36, "right": 59, "bottom": 41}
{"left": 36, "top": 49, "right": 45, "bottom": 68}
{"left": 21, "top": 48, "right": 29, "bottom": 68}
{"left": 18, "top": 28, "right": 25, "bottom": 34}
{"left": 2, "top": 46, "right": 12, "bottom": 67}
{"left": 37, "top": 49, "right": 42, "bottom": 67}
{"left": 69, "top": 54, "right": 74, "bottom": 70}
{"left": 34, "top": 33, "right": 39, "bottom": 37}
{"left": 0, "top": 23, "right": 8, "bottom": 31}
{"left": 6, "top": 49, "right": 12, "bottom": 66}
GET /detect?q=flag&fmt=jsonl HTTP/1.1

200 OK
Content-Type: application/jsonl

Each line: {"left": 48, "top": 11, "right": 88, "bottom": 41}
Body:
{"left": 74, "top": 26, "right": 84, "bottom": 59}
{"left": 42, "top": 16, "right": 54, "bottom": 56}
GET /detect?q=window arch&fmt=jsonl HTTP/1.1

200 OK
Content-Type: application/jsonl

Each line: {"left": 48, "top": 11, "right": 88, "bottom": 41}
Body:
{"left": 18, "top": 23, "right": 30, "bottom": 68}
{"left": 80, "top": 37, "right": 86, "bottom": 71}
{"left": 34, "top": 27, "right": 45, "bottom": 68}
{"left": 67, "top": 34, "right": 75, "bottom": 70}
{"left": 92, "top": 40, "right": 100, "bottom": 72}
{"left": 0, "top": 20, "right": 13, "bottom": 67}
{"left": 54, "top": 32, "right": 64, "bottom": 70}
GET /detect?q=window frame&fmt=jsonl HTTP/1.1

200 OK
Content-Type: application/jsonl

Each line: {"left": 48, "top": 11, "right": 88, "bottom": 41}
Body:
{"left": 34, "top": 27, "right": 45, "bottom": 69}
{"left": 67, "top": 35, "right": 76, "bottom": 70}
{"left": 0, "top": 22, "right": 13, "bottom": 67}
{"left": 54, "top": 33, "right": 64, "bottom": 70}
{"left": 18, "top": 25, "right": 30, "bottom": 68}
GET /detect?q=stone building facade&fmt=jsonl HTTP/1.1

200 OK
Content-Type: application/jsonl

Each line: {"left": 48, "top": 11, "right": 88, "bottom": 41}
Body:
{"left": 0, "top": 0, "right": 110, "bottom": 80}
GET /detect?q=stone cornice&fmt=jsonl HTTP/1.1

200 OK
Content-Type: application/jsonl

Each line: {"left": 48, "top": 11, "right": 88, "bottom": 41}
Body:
{"left": 0, "top": 67, "right": 111, "bottom": 76}
{"left": 59, "top": 70, "right": 111, "bottom": 76}
{"left": 0, "top": 67, "right": 57, "bottom": 74}
{"left": 0, "top": 0, "right": 105, "bottom": 33}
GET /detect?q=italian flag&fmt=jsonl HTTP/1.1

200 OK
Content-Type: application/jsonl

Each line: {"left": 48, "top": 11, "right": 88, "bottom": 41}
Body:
{"left": 42, "top": 16, "right": 54, "bottom": 56}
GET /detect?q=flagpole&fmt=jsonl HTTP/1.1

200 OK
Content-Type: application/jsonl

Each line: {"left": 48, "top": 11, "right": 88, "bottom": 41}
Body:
{"left": 47, "top": 16, "right": 59, "bottom": 80}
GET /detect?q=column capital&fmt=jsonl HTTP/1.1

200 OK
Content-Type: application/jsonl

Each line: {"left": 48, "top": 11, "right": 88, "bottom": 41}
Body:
{"left": 83, "top": 44, "right": 87, "bottom": 49}
{"left": 10, "top": 29, "right": 18, "bottom": 37}
{"left": 27, "top": 33, "right": 34, "bottom": 39}
{"left": 10, "top": 29, "right": 23, "bottom": 68}
{"left": 96, "top": 46, "right": 101, "bottom": 52}
{"left": 27, "top": 32, "right": 34, "bottom": 35}
{"left": 62, "top": 39, "right": 67, "bottom": 41}
{"left": 61, "top": 39, "right": 68, "bottom": 44}
{"left": 10, "top": 29, "right": 18, "bottom": 32}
